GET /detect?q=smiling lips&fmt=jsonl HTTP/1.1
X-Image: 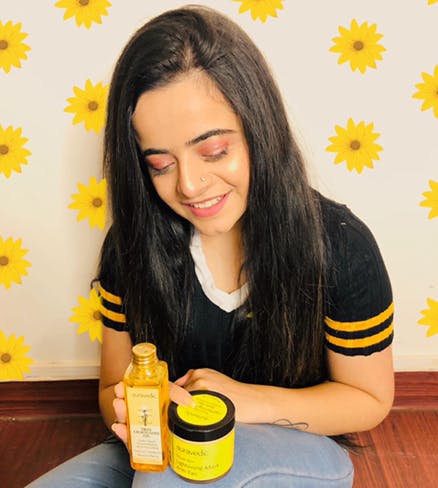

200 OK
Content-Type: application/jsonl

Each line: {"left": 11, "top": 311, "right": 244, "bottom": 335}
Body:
{"left": 185, "top": 192, "right": 230, "bottom": 218}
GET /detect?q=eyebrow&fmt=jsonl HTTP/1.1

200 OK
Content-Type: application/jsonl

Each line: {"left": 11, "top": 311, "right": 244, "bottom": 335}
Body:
{"left": 141, "top": 128, "right": 236, "bottom": 157}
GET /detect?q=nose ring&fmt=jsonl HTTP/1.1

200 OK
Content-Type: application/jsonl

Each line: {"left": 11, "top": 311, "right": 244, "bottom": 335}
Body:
{"left": 200, "top": 176, "right": 207, "bottom": 182}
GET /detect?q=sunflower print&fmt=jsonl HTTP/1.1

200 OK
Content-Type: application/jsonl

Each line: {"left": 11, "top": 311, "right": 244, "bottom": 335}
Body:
{"left": 0, "top": 331, "right": 33, "bottom": 381}
{"left": 64, "top": 79, "right": 108, "bottom": 134}
{"left": 0, "top": 21, "right": 31, "bottom": 74}
{"left": 233, "top": 0, "right": 284, "bottom": 23}
{"left": 0, "top": 236, "right": 31, "bottom": 289}
{"left": 0, "top": 125, "right": 31, "bottom": 178}
{"left": 420, "top": 180, "right": 438, "bottom": 219}
{"left": 330, "top": 19, "right": 385, "bottom": 74}
{"left": 326, "top": 118, "right": 383, "bottom": 174}
{"left": 412, "top": 65, "right": 438, "bottom": 119}
{"left": 69, "top": 176, "right": 107, "bottom": 230}
{"left": 418, "top": 298, "right": 438, "bottom": 337}
{"left": 55, "top": 0, "right": 111, "bottom": 29}
{"left": 69, "top": 289, "right": 103, "bottom": 343}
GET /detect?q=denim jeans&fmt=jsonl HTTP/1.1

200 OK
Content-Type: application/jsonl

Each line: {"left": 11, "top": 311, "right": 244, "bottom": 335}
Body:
{"left": 26, "top": 424, "right": 354, "bottom": 487}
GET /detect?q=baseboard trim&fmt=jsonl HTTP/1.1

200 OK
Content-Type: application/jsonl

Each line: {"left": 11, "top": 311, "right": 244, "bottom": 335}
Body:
{"left": 24, "top": 361, "right": 100, "bottom": 381}
{"left": 0, "top": 379, "right": 100, "bottom": 418}
{"left": 393, "top": 355, "right": 438, "bottom": 372}
{"left": 1, "top": 372, "right": 437, "bottom": 418}
{"left": 393, "top": 371, "right": 438, "bottom": 410}
{"left": 21, "top": 355, "right": 438, "bottom": 382}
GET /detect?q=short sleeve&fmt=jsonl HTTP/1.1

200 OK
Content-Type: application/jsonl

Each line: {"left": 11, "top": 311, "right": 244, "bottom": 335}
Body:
{"left": 324, "top": 206, "right": 394, "bottom": 356}
{"left": 97, "top": 232, "right": 129, "bottom": 332}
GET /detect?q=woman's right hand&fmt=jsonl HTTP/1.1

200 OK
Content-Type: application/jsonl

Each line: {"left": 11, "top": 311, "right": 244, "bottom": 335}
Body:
{"left": 111, "top": 380, "right": 195, "bottom": 445}
{"left": 112, "top": 382, "right": 128, "bottom": 444}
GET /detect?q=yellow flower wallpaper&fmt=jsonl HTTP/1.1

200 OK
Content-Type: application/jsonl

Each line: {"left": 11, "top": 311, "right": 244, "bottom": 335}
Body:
{"left": 0, "top": 20, "right": 30, "bottom": 73}
{"left": 412, "top": 65, "right": 438, "bottom": 119}
{"left": 0, "top": 330, "right": 33, "bottom": 381}
{"left": 330, "top": 19, "right": 385, "bottom": 74}
{"left": 55, "top": 0, "right": 112, "bottom": 29}
{"left": 326, "top": 119, "right": 383, "bottom": 174}
{"left": 0, "top": 1, "right": 437, "bottom": 382}
{"left": 233, "top": 0, "right": 284, "bottom": 23}
{"left": 69, "top": 176, "right": 107, "bottom": 230}
{"left": 69, "top": 289, "right": 103, "bottom": 343}
{"left": 64, "top": 79, "right": 109, "bottom": 134}
{"left": 0, "top": 125, "right": 31, "bottom": 178}
{"left": 0, "top": 236, "right": 31, "bottom": 289}
{"left": 420, "top": 180, "right": 438, "bottom": 219}
{"left": 418, "top": 298, "right": 438, "bottom": 337}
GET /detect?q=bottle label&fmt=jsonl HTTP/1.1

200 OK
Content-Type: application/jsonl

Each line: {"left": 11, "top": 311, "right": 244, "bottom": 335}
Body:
{"left": 126, "top": 386, "right": 163, "bottom": 464}
{"left": 170, "top": 431, "right": 234, "bottom": 481}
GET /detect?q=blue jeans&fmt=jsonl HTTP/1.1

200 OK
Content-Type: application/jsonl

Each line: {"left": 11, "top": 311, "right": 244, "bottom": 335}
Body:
{"left": 26, "top": 424, "right": 354, "bottom": 487}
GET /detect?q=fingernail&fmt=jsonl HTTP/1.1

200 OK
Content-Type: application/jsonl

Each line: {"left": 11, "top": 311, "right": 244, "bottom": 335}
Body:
{"left": 181, "top": 396, "right": 195, "bottom": 407}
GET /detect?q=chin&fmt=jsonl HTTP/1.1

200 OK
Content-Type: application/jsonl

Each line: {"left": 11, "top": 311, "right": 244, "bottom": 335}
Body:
{"left": 195, "top": 221, "right": 239, "bottom": 238}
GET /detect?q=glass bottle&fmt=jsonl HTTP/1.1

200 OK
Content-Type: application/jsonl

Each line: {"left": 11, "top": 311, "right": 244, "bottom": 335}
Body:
{"left": 124, "top": 342, "right": 169, "bottom": 472}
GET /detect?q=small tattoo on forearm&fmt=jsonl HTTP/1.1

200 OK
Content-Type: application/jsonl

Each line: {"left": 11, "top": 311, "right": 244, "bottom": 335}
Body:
{"left": 272, "top": 419, "right": 309, "bottom": 430}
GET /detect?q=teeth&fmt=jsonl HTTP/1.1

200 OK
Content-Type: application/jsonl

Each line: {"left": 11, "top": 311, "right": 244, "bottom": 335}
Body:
{"left": 191, "top": 196, "right": 222, "bottom": 209}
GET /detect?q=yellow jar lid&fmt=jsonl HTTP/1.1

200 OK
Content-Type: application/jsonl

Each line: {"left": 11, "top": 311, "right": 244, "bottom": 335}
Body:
{"left": 168, "top": 390, "right": 235, "bottom": 442}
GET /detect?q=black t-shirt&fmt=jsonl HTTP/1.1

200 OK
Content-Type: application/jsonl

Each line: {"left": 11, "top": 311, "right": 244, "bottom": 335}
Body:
{"left": 98, "top": 197, "right": 393, "bottom": 375}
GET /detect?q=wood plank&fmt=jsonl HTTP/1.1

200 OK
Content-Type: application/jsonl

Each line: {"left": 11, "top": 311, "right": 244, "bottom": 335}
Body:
{"left": 1, "top": 372, "right": 437, "bottom": 418}
{"left": 0, "top": 379, "right": 100, "bottom": 418}
{"left": 0, "top": 417, "right": 109, "bottom": 488}
{"left": 1, "top": 411, "right": 436, "bottom": 488}
{"left": 352, "top": 410, "right": 438, "bottom": 487}
{"left": 393, "top": 372, "right": 438, "bottom": 410}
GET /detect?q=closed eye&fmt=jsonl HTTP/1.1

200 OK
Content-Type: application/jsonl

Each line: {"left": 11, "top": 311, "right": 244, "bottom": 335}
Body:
{"left": 145, "top": 154, "right": 175, "bottom": 176}
{"left": 147, "top": 163, "right": 174, "bottom": 176}
{"left": 202, "top": 149, "right": 228, "bottom": 162}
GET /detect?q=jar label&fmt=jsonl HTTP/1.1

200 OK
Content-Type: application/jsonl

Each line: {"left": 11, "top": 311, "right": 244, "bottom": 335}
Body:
{"left": 126, "top": 386, "right": 163, "bottom": 464}
{"left": 170, "top": 430, "right": 234, "bottom": 481}
{"left": 177, "top": 393, "right": 227, "bottom": 426}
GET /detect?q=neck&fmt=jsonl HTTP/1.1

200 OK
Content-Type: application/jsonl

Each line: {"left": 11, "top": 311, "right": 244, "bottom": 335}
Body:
{"left": 199, "top": 224, "right": 245, "bottom": 293}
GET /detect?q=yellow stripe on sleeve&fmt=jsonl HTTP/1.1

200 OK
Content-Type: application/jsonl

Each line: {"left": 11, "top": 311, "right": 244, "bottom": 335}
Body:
{"left": 325, "top": 322, "right": 393, "bottom": 349}
{"left": 99, "top": 302, "right": 126, "bottom": 323}
{"left": 98, "top": 283, "right": 122, "bottom": 305}
{"left": 324, "top": 302, "right": 394, "bottom": 333}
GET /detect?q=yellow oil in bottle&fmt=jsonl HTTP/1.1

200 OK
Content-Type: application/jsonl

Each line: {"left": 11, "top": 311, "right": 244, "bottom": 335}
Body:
{"left": 124, "top": 342, "right": 169, "bottom": 472}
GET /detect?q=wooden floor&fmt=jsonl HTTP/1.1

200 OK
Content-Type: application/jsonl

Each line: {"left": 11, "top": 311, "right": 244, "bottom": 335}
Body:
{"left": 1, "top": 373, "right": 437, "bottom": 488}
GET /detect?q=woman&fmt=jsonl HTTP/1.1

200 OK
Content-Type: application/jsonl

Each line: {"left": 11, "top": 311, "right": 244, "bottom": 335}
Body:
{"left": 28, "top": 5, "right": 394, "bottom": 487}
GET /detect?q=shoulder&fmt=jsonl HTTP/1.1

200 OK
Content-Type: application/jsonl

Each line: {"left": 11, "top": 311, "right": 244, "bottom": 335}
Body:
{"left": 319, "top": 193, "right": 388, "bottom": 287}
{"left": 97, "top": 228, "right": 129, "bottom": 332}
{"left": 317, "top": 193, "right": 394, "bottom": 356}
{"left": 319, "top": 193, "right": 375, "bottom": 250}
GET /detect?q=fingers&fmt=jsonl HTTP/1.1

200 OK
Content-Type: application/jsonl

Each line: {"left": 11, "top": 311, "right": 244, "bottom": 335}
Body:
{"left": 113, "top": 382, "right": 127, "bottom": 424}
{"left": 113, "top": 397, "right": 127, "bottom": 423}
{"left": 174, "top": 369, "right": 194, "bottom": 387}
{"left": 114, "top": 381, "right": 125, "bottom": 399}
{"left": 169, "top": 382, "right": 195, "bottom": 407}
{"left": 177, "top": 368, "right": 210, "bottom": 391}
{"left": 112, "top": 422, "right": 128, "bottom": 445}
{"left": 112, "top": 382, "right": 128, "bottom": 444}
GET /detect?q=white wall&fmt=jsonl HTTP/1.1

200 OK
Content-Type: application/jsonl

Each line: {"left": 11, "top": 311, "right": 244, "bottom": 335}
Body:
{"left": 1, "top": 0, "right": 437, "bottom": 380}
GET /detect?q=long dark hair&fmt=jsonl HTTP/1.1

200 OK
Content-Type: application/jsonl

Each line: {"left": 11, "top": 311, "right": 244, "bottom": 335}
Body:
{"left": 100, "top": 5, "right": 327, "bottom": 387}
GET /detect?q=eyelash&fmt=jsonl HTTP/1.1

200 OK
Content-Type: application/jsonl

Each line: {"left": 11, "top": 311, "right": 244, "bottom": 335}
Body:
{"left": 203, "top": 149, "right": 228, "bottom": 162}
{"left": 147, "top": 150, "right": 228, "bottom": 177}
{"left": 147, "top": 164, "right": 173, "bottom": 177}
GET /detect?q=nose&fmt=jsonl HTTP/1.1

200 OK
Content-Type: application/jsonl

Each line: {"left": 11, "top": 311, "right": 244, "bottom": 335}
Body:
{"left": 176, "top": 158, "right": 207, "bottom": 198}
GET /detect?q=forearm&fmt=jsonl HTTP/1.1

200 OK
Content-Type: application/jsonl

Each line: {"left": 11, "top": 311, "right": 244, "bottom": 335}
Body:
{"left": 248, "top": 381, "right": 393, "bottom": 436}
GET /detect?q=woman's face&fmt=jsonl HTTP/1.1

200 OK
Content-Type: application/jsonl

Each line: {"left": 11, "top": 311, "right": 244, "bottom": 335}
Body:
{"left": 132, "top": 72, "right": 250, "bottom": 238}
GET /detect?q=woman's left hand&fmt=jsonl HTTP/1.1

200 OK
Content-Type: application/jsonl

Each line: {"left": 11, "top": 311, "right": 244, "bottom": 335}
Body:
{"left": 175, "top": 368, "right": 262, "bottom": 423}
